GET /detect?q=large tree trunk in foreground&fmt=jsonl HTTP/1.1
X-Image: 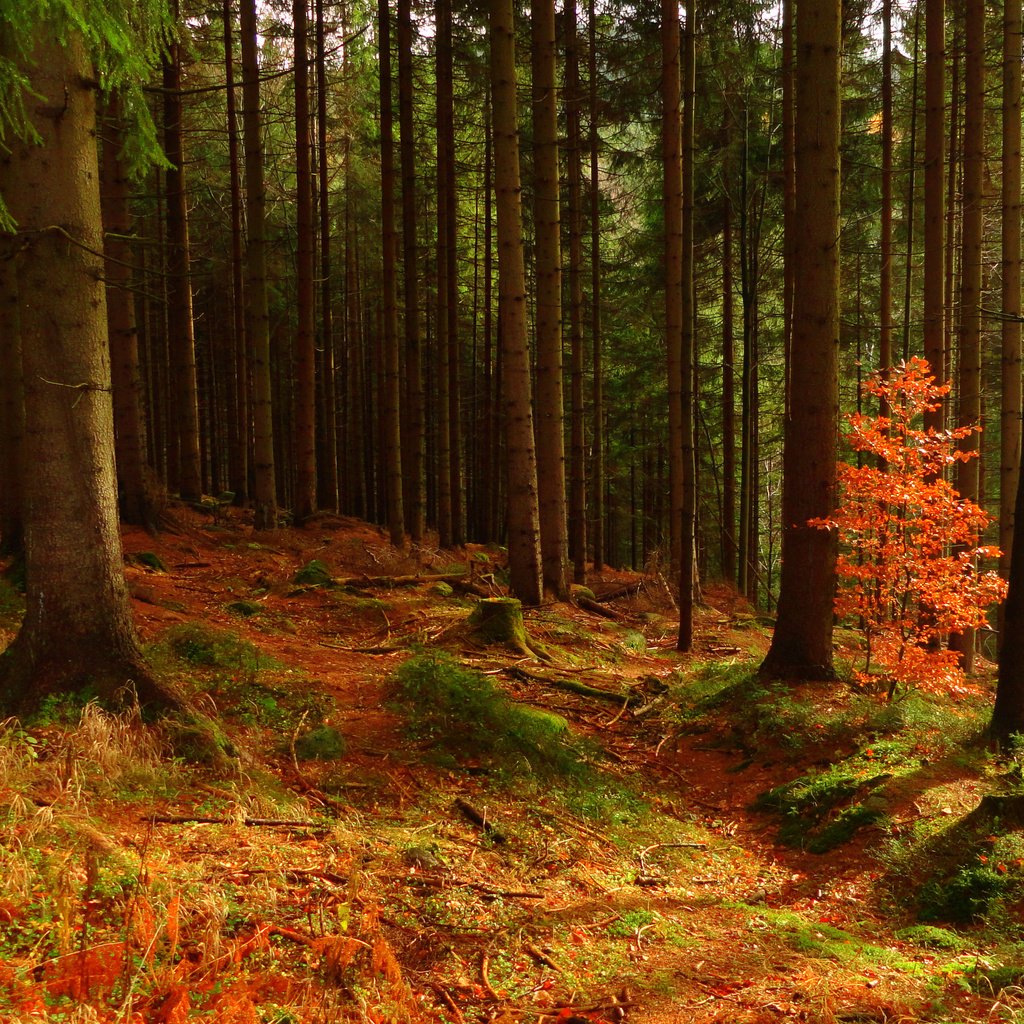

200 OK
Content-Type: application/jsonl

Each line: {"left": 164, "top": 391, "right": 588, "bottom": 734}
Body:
{"left": 759, "top": 0, "right": 840, "bottom": 680}
{"left": 0, "top": 29, "right": 183, "bottom": 714}
{"left": 490, "top": 0, "right": 543, "bottom": 605}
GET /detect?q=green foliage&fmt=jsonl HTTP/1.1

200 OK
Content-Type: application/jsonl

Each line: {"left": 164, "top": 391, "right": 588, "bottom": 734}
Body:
{"left": 895, "top": 925, "right": 967, "bottom": 951}
{"left": 161, "top": 623, "right": 262, "bottom": 671}
{"left": 293, "top": 726, "right": 346, "bottom": 762}
{"left": 392, "top": 651, "right": 589, "bottom": 778}
{"left": 132, "top": 551, "right": 167, "bottom": 572}
{"left": 919, "top": 866, "right": 1011, "bottom": 924}
{"left": 0, "top": 0, "right": 173, "bottom": 225}
{"left": 226, "top": 600, "right": 263, "bottom": 618}
{"left": 293, "top": 559, "right": 333, "bottom": 586}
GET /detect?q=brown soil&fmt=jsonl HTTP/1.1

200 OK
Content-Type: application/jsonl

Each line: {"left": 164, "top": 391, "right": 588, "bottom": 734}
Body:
{"left": 0, "top": 507, "right": 1015, "bottom": 1024}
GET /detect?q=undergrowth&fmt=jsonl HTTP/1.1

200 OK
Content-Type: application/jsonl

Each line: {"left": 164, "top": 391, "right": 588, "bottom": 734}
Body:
{"left": 392, "top": 650, "right": 593, "bottom": 780}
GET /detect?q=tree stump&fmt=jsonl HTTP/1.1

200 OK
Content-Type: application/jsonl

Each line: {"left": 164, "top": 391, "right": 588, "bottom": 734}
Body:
{"left": 468, "top": 598, "right": 551, "bottom": 661}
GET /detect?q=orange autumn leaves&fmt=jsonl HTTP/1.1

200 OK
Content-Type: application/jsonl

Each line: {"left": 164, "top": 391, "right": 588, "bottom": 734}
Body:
{"left": 812, "top": 357, "right": 1007, "bottom": 694}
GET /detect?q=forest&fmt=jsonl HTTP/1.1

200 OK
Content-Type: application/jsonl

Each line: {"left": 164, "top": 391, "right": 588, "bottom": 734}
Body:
{"left": 4, "top": 0, "right": 1024, "bottom": 1019}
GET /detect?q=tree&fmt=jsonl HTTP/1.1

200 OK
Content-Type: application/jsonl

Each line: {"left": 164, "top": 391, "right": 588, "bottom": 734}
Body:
{"left": 378, "top": 0, "right": 405, "bottom": 547}
{"left": 293, "top": 0, "right": 318, "bottom": 522}
{"left": 490, "top": 0, "right": 543, "bottom": 605}
{"left": 240, "top": 0, "right": 278, "bottom": 530}
{"left": 817, "top": 360, "right": 1005, "bottom": 696}
{"left": 0, "top": 16, "right": 184, "bottom": 713}
{"left": 532, "top": 0, "right": 568, "bottom": 599}
{"left": 759, "top": 0, "right": 840, "bottom": 680}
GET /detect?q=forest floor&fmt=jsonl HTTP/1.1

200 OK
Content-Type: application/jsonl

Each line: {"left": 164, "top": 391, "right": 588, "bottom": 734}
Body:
{"left": 1, "top": 507, "right": 1024, "bottom": 1024}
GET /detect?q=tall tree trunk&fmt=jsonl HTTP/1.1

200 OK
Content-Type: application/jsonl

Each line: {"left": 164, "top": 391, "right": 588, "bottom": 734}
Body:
{"left": 101, "top": 93, "right": 161, "bottom": 528}
{"left": 923, "top": 0, "right": 945, "bottom": 432}
{"left": 759, "top": 0, "right": 840, "bottom": 679}
{"left": 1000, "top": 0, "right": 1022, "bottom": 593}
{"left": 532, "top": 0, "right": 567, "bottom": 596}
{"left": 587, "top": 0, "right": 604, "bottom": 573}
{"left": 782, "top": 0, "right": 795, "bottom": 396}
{"left": 879, "top": 0, "right": 893, "bottom": 385}
{"left": 950, "top": 0, "right": 984, "bottom": 670}
{"left": 163, "top": 40, "right": 203, "bottom": 503}
{"left": 567, "top": 0, "right": 587, "bottom": 585}
{"left": 662, "top": 0, "right": 684, "bottom": 580}
{"left": 721, "top": 140, "right": 737, "bottom": 583}
{"left": 444, "top": 13, "right": 462, "bottom": 547}
{"left": 223, "top": 0, "right": 249, "bottom": 506}
{"left": 379, "top": 0, "right": 405, "bottom": 546}
{"left": 435, "top": 0, "right": 454, "bottom": 547}
{"left": 0, "top": 28, "right": 182, "bottom": 713}
{"left": 316, "top": 0, "right": 339, "bottom": 512}
{"left": 678, "top": 0, "right": 696, "bottom": 651}
{"left": 490, "top": 0, "right": 543, "bottom": 604}
{"left": 240, "top": 0, "right": 278, "bottom": 529}
{"left": 293, "top": 0, "right": 318, "bottom": 521}
{"left": 398, "top": 0, "right": 425, "bottom": 542}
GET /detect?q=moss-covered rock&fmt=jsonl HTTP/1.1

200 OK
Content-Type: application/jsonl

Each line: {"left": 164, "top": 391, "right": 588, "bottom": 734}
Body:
{"left": 293, "top": 559, "right": 333, "bottom": 587}
{"left": 293, "top": 725, "right": 347, "bottom": 761}
{"left": 226, "top": 600, "right": 263, "bottom": 617}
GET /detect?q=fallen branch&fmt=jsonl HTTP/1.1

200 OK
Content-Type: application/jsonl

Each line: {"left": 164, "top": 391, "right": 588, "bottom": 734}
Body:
{"left": 595, "top": 580, "right": 645, "bottom": 603}
{"left": 506, "top": 666, "right": 643, "bottom": 707}
{"left": 145, "top": 814, "right": 327, "bottom": 828}
{"left": 453, "top": 797, "right": 507, "bottom": 843}
{"left": 575, "top": 594, "right": 624, "bottom": 620}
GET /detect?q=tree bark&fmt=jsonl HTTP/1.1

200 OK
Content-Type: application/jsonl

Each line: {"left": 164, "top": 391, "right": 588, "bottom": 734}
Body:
{"left": 1000, "top": 0, "right": 1022, "bottom": 595}
{"left": 923, "top": 0, "right": 945, "bottom": 433}
{"left": 567, "top": 0, "right": 587, "bottom": 587}
{"left": 587, "top": 0, "right": 604, "bottom": 574}
{"left": 397, "top": 0, "right": 425, "bottom": 542}
{"left": 223, "top": 0, "right": 249, "bottom": 507}
{"left": 532, "top": 0, "right": 568, "bottom": 597}
{"left": 759, "top": 0, "right": 840, "bottom": 680}
{"left": 379, "top": 0, "right": 405, "bottom": 546}
{"left": 490, "top": 0, "right": 543, "bottom": 605}
{"left": 240, "top": 0, "right": 278, "bottom": 529}
{"left": 677, "top": 0, "right": 696, "bottom": 652}
{"left": 949, "top": 0, "right": 983, "bottom": 670}
{"left": 662, "top": 0, "right": 684, "bottom": 581}
{"left": 162, "top": 42, "right": 203, "bottom": 504}
{"left": 0, "top": 28, "right": 183, "bottom": 713}
{"left": 293, "top": 0, "right": 318, "bottom": 522}
{"left": 0, "top": 252, "right": 23, "bottom": 556}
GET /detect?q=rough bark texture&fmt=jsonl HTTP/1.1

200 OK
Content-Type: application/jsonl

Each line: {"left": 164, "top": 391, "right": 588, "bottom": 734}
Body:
{"left": 490, "top": 0, "right": 543, "bottom": 605}
{"left": 240, "top": 0, "right": 278, "bottom": 529}
{"left": 533, "top": 0, "right": 568, "bottom": 598}
{"left": 587, "top": 0, "right": 604, "bottom": 574}
{"left": 397, "top": 0, "right": 425, "bottom": 543}
{"left": 567, "top": 0, "right": 587, "bottom": 587}
{"left": 223, "top": 0, "right": 249, "bottom": 506}
{"left": 0, "top": 247, "right": 24, "bottom": 556}
{"left": 1000, "top": 0, "right": 1022, "bottom": 588}
{"left": 662, "top": 0, "right": 684, "bottom": 579}
{"left": 923, "top": 0, "right": 945, "bottom": 434}
{"left": 759, "top": 0, "right": 840, "bottom": 680}
{"left": 0, "top": 29, "right": 183, "bottom": 714}
{"left": 678, "top": 0, "right": 696, "bottom": 652}
{"left": 949, "top": 0, "right": 983, "bottom": 670}
{"left": 293, "top": 0, "right": 318, "bottom": 522}
{"left": 162, "top": 43, "right": 203, "bottom": 503}
{"left": 379, "top": 0, "right": 405, "bottom": 547}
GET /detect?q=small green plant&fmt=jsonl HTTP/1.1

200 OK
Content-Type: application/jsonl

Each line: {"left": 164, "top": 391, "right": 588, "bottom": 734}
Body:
{"left": 895, "top": 925, "right": 966, "bottom": 950}
{"left": 293, "top": 559, "right": 333, "bottom": 586}
{"left": 392, "top": 651, "right": 589, "bottom": 778}
{"left": 160, "top": 623, "right": 263, "bottom": 671}
{"left": 919, "top": 865, "right": 1011, "bottom": 923}
{"left": 607, "top": 908, "right": 656, "bottom": 938}
{"left": 293, "top": 726, "right": 346, "bottom": 761}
